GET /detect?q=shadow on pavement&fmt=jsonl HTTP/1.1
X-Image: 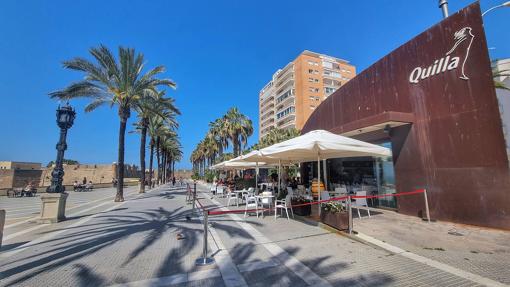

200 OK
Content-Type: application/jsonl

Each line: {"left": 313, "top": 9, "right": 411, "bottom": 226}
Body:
{"left": 0, "top": 186, "right": 259, "bottom": 286}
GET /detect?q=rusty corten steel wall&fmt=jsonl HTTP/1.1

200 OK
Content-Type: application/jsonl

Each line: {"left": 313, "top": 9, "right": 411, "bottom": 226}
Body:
{"left": 302, "top": 2, "right": 510, "bottom": 230}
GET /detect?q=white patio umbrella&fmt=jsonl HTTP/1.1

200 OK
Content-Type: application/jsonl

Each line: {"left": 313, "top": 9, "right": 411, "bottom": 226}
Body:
{"left": 258, "top": 130, "right": 391, "bottom": 215}
{"left": 235, "top": 150, "right": 294, "bottom": 193}
{"left": 210, "top": 155, "right": 279, "bottom": 190}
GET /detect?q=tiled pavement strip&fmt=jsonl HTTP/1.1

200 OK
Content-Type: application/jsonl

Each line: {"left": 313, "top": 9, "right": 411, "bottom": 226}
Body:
{"left": 0, "top": 183, "right": 503, "bottom": 286}
{"left": 1, "top": 186, "right": 135, "bottom": 225}
{"left": 1, "top": 186, "right": 141, "bottom": 244}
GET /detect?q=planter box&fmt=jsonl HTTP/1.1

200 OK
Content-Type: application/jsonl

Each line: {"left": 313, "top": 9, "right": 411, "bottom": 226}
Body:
{"left": 292, "top": 201, "right": 311, "bottom": 216}
{"left": 320, "top": 208, "right": 349, "bottom": 231}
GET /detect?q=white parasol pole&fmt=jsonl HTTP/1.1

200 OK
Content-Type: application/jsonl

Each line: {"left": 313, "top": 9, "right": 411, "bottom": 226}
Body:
{"left": 323, "top": 159, "right": 328, "bottom": 191}
{"left": 318, "top": 153, "right": 321, "bottom": 216}
{"left": 278, "top": 159, "right": 281, "bottom": 195}
{"left": 255, "top": 162, "right": 259, "bottom": 192}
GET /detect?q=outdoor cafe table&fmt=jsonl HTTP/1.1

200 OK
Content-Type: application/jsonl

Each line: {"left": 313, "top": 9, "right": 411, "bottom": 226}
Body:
{"left": 255, "top": 194, "right": 274, "bottom": 217}
{"left": 233, "top": 190, "right": 246, "bottom": 207}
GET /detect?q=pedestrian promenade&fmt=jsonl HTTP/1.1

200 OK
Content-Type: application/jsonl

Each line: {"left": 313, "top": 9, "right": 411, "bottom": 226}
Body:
{"left": 0, "top": 183, "right": 504, "bottom": 286}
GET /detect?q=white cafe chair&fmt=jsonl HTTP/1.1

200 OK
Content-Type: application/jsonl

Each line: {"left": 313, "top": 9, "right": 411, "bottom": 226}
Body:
{"left": 242, "top": 187, "right": 255, "bottom": 201}
{"left": 227, "top": 189, "right": 241, "bottom": 206}
{"left": 244, "top": 195, "right": 261, "bottom": 218}
{"left": 275, "top": 194, "right": 294, "bottom": 220}
{"left": 335, "top": 187, "right": 348, "bottom": 196}
{"left": 216, "top": 186, "right": 225, "bottom": 198}
{"left": 353, "top": 190, "right": 371, "bottom": 218}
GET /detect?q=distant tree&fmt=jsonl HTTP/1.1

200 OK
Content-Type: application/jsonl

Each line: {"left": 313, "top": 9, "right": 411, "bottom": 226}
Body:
{"left": 47, "top": 159, "right": 79, "bottom": 167}
{"left": 223, "top": 107, "right": 253, "bottom": 156}
{"left": 247, "top": 127, "right": 300, "bottom": 152}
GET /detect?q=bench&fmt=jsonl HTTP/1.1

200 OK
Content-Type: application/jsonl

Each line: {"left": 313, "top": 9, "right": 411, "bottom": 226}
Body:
{"left": 7, "top": 188, "right": 36, "bottom": 197}
{"left": 74, "top": 185, "right": 93, "bottom": 192}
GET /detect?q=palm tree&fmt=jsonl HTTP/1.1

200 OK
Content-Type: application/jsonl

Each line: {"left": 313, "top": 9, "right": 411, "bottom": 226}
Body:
{"left": 223, "top": 107, "right": 253, "bottom": 156}
{"left": 147, "top": 116, "right": 165, "bottom": 187}
{"left": 134, "top": 90, "right": 179, "bottom": 193}
{"left": 49, "top": 45, "right": 175, "bottom": 202}
{"left": 161, "top": 135, "right": 182, "bottom": 181}
{"left": 209, "top": 118, "right": 229, "bottom": 159}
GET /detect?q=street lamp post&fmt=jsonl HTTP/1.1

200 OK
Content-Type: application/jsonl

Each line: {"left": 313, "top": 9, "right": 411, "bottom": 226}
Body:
{"left": 47, "top": 105, "right": 76, "bottom": 193}
{"left": 39, "top": 104, "right": 76, "bottom": 224}
{"left": 439, "top": 0, "right": 449, "bottom": 19}
{"left": 482, "top": 1, "right": 510, "bottom": 16}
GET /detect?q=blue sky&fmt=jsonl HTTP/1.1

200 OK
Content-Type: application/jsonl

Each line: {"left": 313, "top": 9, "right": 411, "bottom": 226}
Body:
{"left": 0, "top": 0, "right": 507, "bottom": 169}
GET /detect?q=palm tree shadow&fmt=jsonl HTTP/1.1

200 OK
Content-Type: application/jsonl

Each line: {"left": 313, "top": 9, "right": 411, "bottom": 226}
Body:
{"left": 73, "top": 263, "right": 106, "bottom": 287}
{"left": 0, "top": 191, "right": 255, "bottom": 286}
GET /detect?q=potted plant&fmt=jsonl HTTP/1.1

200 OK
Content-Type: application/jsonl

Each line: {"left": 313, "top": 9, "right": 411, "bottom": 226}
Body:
{"left": 291, "top": 196, "right": 312, "bottom": 216}
{"left": 320, "top": 201, "right": 349, "bottom": 231}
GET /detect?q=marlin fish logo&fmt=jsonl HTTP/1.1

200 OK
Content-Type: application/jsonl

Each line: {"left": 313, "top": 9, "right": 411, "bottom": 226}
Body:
{"left": 446, "top": 27, "right": 474, "bottom": 80}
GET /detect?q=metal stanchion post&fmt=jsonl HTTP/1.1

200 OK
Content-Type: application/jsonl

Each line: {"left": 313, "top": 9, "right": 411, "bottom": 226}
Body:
{"left": 195, "top": 211, "right": 215, "bottom": 266}
{"left": 192, "top": 187, "right": 197, "bottom": 215}
{"left": 348, "top": 196, "right": 353, "bottom": 234}
{"left": 186, "top": 184, "right": 189, "bottom": 203}
{"left": 423, "top": 189, "right": 431, "bottom": 223}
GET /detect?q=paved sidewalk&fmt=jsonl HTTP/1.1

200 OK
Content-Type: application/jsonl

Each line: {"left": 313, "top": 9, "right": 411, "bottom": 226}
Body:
{"left": 353, "top": 208, "right": 510, "bottom": 285}
{"left": 1, "top": 186, "right": 137, "bottom": 224}
{"left": 0, "top": 183, "right": 506, "bottom": 286}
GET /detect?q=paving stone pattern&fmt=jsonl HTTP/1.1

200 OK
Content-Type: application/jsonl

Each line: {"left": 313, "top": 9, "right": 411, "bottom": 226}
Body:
{"left": 0, "top": 183, "right": 496, "bottom": 286}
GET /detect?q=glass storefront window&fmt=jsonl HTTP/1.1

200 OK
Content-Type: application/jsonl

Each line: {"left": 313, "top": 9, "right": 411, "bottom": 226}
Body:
{"left": 374, "top": 141, "right": 397, "bottom": 209}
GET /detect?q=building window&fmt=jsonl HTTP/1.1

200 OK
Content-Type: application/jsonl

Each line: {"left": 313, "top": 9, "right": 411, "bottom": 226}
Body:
{"left": 322, "top": 61, "right": 333, "bottom": 69}
{"left": 325, "top": 87, "right": 336, "bottom": 94}
{"left": 276, "top": 89, "right": 294, "bottom": 103}
{"left": 276, "top": 106, "right": 295, "bottom": 119}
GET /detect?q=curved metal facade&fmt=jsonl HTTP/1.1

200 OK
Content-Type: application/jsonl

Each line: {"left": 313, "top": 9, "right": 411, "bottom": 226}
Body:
{"left": 302, "top": 2, "right": 510, "bottom": 229}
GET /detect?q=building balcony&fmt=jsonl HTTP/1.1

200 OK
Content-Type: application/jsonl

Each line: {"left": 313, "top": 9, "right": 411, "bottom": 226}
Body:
{"left": 277, "top": 115, "right": 296, "bottom": 128}
{"left": 275, "top": 79, "right": 294, "bottom": 95}
{"left": 276, "top": 65, "right": 294, "bottom": 81}
{"left": 260, "top": 96, "right": 274, "bottom": 106}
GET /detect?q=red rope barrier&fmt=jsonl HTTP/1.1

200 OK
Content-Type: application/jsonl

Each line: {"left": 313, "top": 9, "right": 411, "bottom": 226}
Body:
{"left": 351, "top": 189, "right": 425, "bottom": 199}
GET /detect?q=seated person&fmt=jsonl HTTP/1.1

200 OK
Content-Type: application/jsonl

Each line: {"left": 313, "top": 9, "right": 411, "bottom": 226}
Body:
{"left": 23, "top": 182, "right": 34, "bottom": 196}
{"left": 276, "top": 186, "right": 288, "bottom": 200}
{"left": 73, "top": 181, "right": 81, "bottom": 191}
{"left": 85, "top": 181, "right": 94, "bottom": 190}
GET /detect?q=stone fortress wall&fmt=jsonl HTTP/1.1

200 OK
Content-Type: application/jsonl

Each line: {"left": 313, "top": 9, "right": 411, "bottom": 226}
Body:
{"left": 40, "top": 164, "right": 116, "bottom": 186}
{"left": 0, "top": 163, "right": 141, "bottom": 191}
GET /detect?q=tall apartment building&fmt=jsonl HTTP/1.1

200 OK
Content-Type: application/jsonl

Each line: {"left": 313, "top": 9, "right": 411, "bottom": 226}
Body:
{"left": 259, "top": 50, "right": 356, "bottom": 139}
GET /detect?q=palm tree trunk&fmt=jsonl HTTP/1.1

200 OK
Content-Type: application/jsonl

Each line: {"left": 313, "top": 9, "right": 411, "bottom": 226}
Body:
{"left": 115, "top": 115, "right": 128, "bottom": 202}
{"left": 156, "top": 137, "right": 161, "bottom": 185}
{"left": 149, "top": 141, "right": 154, "bottom": 188}
{"left": 172, "top": 159, "right": 175, "bottom": 179}
{"left": 162, "top": 152, "right": 167, "bottom": 183}
{"left": 139, "top": 119, "right": 148, "bottom": 193}
{"left": 233, "top": 137, "right": 239, "bottom": 156}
